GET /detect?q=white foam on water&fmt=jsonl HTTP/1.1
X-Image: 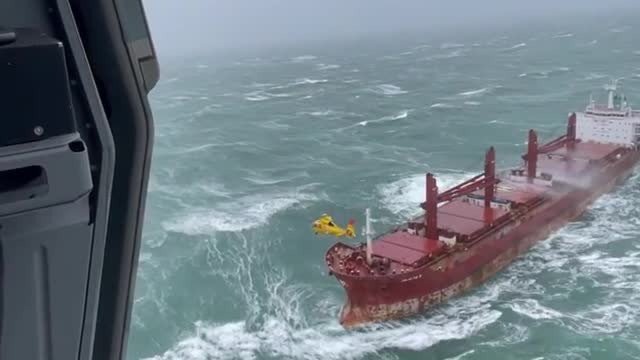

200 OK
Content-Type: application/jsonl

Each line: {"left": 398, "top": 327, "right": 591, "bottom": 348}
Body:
{"left": 457, "top": 87, "right": 489, "bottom": 97}
{"left": 584, "top": 73, "right": 607, "bottom": 80}
{"left": 145, "top": 308, "right": 500, "bottom": 360}
{"left": 293, "top": 78, "right": 328, "bottom": 85}
{"left": 377, "top": 172, "right": 475, "bottom": 219}
{"left": 149, "top": 157, "right": 640, "bottom": 360}
{"left": 552, "top": 33, "right": 574, "bottom": 39}
{"left": 430, "top": 103, "right": 457, "bottom": 109}
{"left": 423, "top": 48, "right": 469, "bottom": 61}
{"left": 444, "top": 349, "right": 476, "bottom": 360}
{"left": 503, "top": 42, "right": 527, "bottom": 51}
{"left": 507, "top": 299, "right": 564, "bottom": 320}
{"left": 372, "top": 84, "right": 408, "bottom": 96}
{"left": 307, "top": 110, "right": 333, "bottom": 117}
{"left": 464, "top": 101, "right": 481, "bottom": 106}
{"left": 440, "top": 43, "right": 465, "bottom": 49}
{"left": 257, "top": 120, "right": 292, "bottom": 131}
{"left": 480, "top": 323, "right": 529, "bottom": 348}
{"left": 291, "top": 55, "right": 317, "bottom": 62}
{"left": 342, "top": 110, "right": 410, "bottom": 129}
{"left": 316, "top": 63, "right": 341, "bottom": 70}
{"left": 244, "top": 170, "right": 310, "bottom": 186}
{"left": 145, "top": 272, "right": 502, "bottom": 360}
{"left": 162, "top": 187, "right": 322, "bottom": 234}
{"left": 244, "top": 92, "right": 271, "bottom": 102}
{"left": 248, "top": 82, "right": 275, "bottom": 88}
{"left": 413, "top": 44, "right": 431, "bottom": 50}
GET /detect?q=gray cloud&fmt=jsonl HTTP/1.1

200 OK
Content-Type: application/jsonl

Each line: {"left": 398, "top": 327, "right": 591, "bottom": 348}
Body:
{"left": 142, "top": 0, "right": 639, "bottom": 58}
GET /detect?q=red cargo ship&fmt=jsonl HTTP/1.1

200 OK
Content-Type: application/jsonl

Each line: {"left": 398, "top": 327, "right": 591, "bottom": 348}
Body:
{"left": 325, "top": 84, "right": 640, "bottom": 327}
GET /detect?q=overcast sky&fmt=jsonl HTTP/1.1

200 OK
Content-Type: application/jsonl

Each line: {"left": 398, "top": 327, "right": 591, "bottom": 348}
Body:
{"left": 143, "top": 0, "right": 639, "bottom": 58}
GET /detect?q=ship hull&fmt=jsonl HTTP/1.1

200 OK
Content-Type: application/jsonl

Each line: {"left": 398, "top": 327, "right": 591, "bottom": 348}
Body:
{"left": 334, "top": 150, "right": 640, "bottom": 328}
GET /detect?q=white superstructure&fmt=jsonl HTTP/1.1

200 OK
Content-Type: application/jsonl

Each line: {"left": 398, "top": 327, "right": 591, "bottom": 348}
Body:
{"left": 576, "top": 81, "right": 640, "bottom": 147}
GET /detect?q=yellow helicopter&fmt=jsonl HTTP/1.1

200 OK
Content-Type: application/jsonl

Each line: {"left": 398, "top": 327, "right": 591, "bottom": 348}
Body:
{"left": 312, "top": 214, "right": 355, "bottom": 238}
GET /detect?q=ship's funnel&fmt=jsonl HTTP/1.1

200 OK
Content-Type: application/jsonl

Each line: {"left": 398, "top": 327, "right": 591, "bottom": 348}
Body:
{"left": 425, "top": 173, "right": 438, "bottom": 240}
{"left": 527, "top": 130, "right": 538, "bottom": 182}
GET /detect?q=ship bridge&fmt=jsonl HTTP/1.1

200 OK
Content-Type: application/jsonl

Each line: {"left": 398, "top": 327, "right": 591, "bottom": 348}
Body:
{"left": 577, "top": 82, "right": 640, "bottom": 146}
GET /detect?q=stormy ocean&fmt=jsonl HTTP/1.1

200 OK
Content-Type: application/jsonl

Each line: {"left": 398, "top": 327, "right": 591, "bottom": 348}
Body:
{"left": 129, "top": 12, "right": 640, "bottom": 360}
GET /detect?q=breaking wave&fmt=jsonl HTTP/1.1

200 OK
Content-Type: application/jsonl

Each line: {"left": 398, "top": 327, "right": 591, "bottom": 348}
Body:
{"left": 378, "top": 172, "right": 475, "bottom": 219}
{"left": 162, "top": 186, "right": 322, "bottom": 234}
{"left": 143, "top": 262, "right": 502, "bottom": 360}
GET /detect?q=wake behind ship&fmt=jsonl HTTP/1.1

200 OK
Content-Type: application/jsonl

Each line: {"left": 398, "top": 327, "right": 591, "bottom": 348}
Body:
{"left": 325, "top": 84, "right": 640, "bottom": 327}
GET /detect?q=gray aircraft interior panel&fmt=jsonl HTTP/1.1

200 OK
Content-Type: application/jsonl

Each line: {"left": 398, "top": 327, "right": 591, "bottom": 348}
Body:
{"left": 0, "top": 1, "right": 157, "bottom": 359}
{"left": 1, "top": 196, "right": 92, "bottom": 359}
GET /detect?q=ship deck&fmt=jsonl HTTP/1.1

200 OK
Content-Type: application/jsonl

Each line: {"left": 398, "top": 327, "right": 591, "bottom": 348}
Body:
{"left": 327, "top": 140, "right": 626, "bottom": 276}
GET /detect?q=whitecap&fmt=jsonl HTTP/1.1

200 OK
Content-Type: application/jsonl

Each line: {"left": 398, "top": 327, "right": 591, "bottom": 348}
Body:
{"left": 245, "top": 94, "right": 270, "bottom": 102}
{"left": 552, "top": 33, "right": 574, "bottom": 39}
{"left": 348, "top": 110, "right": 410, "bottom": 129}
{"left": 291, "top": 55, "right": 317, "bottom": 62}
{"left": 584, "top": 73, "right": 607, "bottom": 80}
{"left": 440, "top": 42, "right": 465, "bottom": 49}
{"left": 430, "top": 103, "right": 456, "bottom": 109}
{"left": 294, "top": 78, "right": 328, "bottom": 85}
{"left": 412, "top": 44, "right": 431, "bottom": 50}
{"left": 307, "top": 110, "right": 333, "bottom": 117}
{"left": 162, "top": 188, "right": 321, "bottom": 234}
{"left": 457, "top": 88, "right": 489, "bottom": 97}
{"left": 424, "top": 49, "right": 469, "bottom": 61}
{"left": 378, "top": 172, "right": 475, "bottom": 218}
{"left": 444, "top": 350, "right": 476, "bottom": 360}
{"left": 170, "top": 95, "right": 191, "bottom": 101}
{"left": 503, "top": 42, "right": 527, "bottom": 51}
{"left": 507, "top": 299, "right": 564, "bottom": 320}
{"left": 316, "top": 63, "right": 341, "bottom": 70}
{"left": 372, "top": 84, "right": 407, "bottom": 96}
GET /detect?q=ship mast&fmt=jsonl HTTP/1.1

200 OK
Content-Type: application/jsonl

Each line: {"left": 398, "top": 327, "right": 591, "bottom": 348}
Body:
{"left": 527, "top": 129, "right": 538, "bottom": 182}
{"left": 365, "top": 208, "right": 372, "bottom": 265}
{"left": 425, "top": 173, "right": 438, "bottom": 240}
